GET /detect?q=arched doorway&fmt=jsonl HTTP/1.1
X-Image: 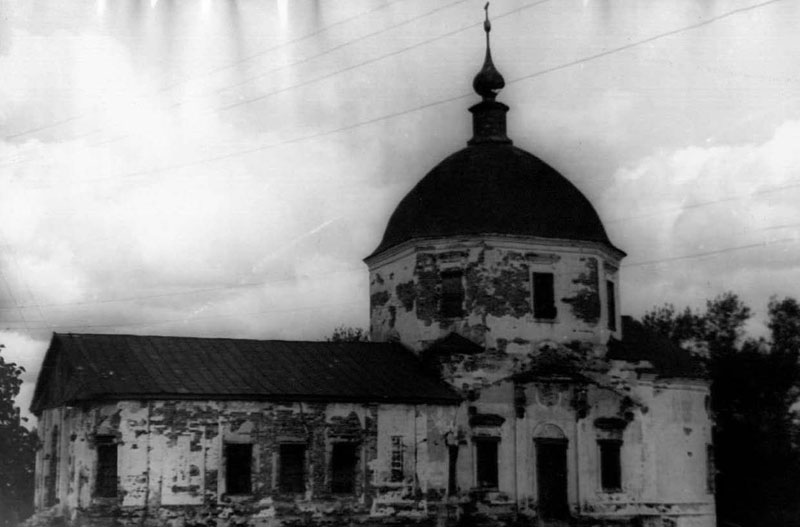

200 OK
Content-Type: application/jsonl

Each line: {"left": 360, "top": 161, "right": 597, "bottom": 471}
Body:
{"left": 534, "top": 424, "right": 569, "bottom": 520}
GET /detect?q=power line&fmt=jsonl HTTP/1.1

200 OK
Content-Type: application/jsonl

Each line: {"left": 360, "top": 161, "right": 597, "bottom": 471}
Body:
{"left": 2, "top": 0, "right": 530, "bottom": 172}
{"left": 0, "top": 266, "right": 363, "bottom": 311}
{"left": 508, "top": 0, "right": 786, "bottom": 86}
{"left": 203, "top": 0, "right": 470, "bottom": 102}
{"left": 621, "top": 236, "right": 797, "bottom": 268}
{"left": 2, "top": 0, "right": 409, "bottom": 143}
{"left": 51, "top": 0, "right": 781, "bottom": 190}
{"left": 4, "top": 300, "right": 364, "bottom": 332}
{"left": 6, "top": 0, "right": 781, "bottom": 181}
{"left": 0, "top": 268, "right": 29, "bottom": 330}
{"left": 606, "top": 178, "right": 800, "bottom": 225}
{"left": 0, "top": 242, "right": 49, "bottom": 327}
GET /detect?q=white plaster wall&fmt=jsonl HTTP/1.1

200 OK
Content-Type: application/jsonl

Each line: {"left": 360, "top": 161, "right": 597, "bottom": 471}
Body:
{"left": 368, "top": 236, "right": 622, "bottom": 353}
{"left": 34, "top": 398, "right": 458, "bottom": 518}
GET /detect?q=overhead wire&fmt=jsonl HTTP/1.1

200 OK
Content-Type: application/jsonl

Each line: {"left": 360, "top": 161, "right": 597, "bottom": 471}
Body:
{"left": 3, "top": 300, "right": 365, "bottom": 332}
{"left": 2, "top": 0, "right": 410, "bottom": 143}
{"left": 1, "top": 0, "right": 551, "bottom": 173}
{"left": 0, "top": 265, "right": 364, "bottom": 311}
{"left": 23, "top": 0, "right": 780, "bottom": 190}
{"left": 0, "top": 0, "right": 791, "bottom": 330}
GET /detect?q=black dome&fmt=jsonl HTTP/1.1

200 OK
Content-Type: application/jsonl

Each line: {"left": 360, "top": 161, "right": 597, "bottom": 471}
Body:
{"left": 368, "top": 143, "right": 621, "bottom": 259}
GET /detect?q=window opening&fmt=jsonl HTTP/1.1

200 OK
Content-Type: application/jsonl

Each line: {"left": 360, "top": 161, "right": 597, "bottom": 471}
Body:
{"left": 598, "top": 439, "right": 622, "bottom": 492}
{"left": 475, "top": 439, "right": 498, "bottom": 489}
{"left": 279, "top": 444, "right": 306, "bottom": 493}
{"left": 390, "top": 436, "right": 404, "bottom": 483}
{"left": 225, "top": 443, "right": 253, "bottom": 495}
{"left": 533, "top": 272, "right": 557, "bottom": 319}
{"left": 46, "top": 426, "right": 59, "bottom": 505}
{"left": 331, "top": 443, "right": 358, "bottom": 494}
{"left": 441, "top": 270, "right": 465, "bottom": 318}
{"left": 706, "top": 444, "right": 715, "bottom": 494}
{"left": 606, "top": 280, "right": 617, "bottom": 331}
{"left": 448, "top": 445, "right": 459, "bottom": 495}
{"left": 94, "top": 435, "right": 118, "bottom": 498}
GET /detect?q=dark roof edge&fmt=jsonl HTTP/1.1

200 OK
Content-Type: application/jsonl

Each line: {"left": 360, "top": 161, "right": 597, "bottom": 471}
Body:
{"left": 49, "top": 332, "right": 406, "bottom": 346}
{"left": 365, "top": 233, "right": 626, "bottom": 265}
{"left": 32, "top": 391, "right": 463, "bottom": 415}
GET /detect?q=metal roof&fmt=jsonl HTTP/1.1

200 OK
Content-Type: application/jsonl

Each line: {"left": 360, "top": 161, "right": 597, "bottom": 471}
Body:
{"left": 607, "top": 317, "right": 703, "bottom": 378}
{"left": 31, "top": 333, "right": 461, "bottom": 414}
{"left": 367, "top": 143, "right": 624, "bottom": 260}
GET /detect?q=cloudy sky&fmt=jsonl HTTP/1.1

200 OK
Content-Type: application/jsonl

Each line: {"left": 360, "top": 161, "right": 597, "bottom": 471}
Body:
{"left": 2, "top": 0, "right": 800, "bottom": 420}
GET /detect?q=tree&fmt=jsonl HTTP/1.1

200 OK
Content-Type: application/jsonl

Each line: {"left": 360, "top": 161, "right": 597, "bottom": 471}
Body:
{"left": 327, "top": 326, "right": 369, "bottom": 343}
{"left": 0, "top": 344, "right": 37, "bottom": 526}
{"left": 642, "top": 293, "right": 800, "bottom": 527}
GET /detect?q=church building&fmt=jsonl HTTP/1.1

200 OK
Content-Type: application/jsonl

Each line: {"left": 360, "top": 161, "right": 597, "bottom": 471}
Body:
{"left": 27, "top": 12, "right": 715, "bottom": 527}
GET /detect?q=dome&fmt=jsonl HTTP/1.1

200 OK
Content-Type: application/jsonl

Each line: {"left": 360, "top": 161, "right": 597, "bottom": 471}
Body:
{"left": 367, "top": 142, "right": 622, "bottom": 259}
{"left": 366, "top": 8, "right": 622, "bottom": 261}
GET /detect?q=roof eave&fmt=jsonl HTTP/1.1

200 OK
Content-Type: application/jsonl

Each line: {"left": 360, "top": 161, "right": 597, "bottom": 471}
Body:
{"left": 33, "top": 391, "right": 463, "bottom": 414}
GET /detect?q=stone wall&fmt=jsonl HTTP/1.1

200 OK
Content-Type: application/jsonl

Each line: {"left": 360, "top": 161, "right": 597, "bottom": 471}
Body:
{"left": 367, "top": 236, "right": 621, "bottom": 352}
{"left": 32, "top": 400, "right": 457, "bottom": 527}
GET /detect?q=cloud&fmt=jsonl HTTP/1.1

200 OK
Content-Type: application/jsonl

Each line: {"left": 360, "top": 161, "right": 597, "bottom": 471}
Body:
{"left": 604, "top": 119, "right": 800, "bottom": 322}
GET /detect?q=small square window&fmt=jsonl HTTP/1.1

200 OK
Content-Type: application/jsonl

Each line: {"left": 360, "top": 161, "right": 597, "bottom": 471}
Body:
{"left": 225, "top": 443, "right": 252, "bottom": 495}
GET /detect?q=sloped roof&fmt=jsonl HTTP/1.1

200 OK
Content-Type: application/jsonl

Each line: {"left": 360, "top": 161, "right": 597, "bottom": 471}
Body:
{"left": 607, "top": 317, "right": 703, "bottom": 378}
{"left": 31, "top": 333, "right": 461, "bottom": 414}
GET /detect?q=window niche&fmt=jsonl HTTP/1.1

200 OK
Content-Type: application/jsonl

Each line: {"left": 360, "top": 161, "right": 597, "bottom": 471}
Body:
{"left": 279, "top": 443, "right": 306, "bottom": 494}
{"left": 440, "top": 270, "right": 465, "bottom": 318}
{"left": 390, "top": 436, "right": 404, "bottom": 483}
{"left": 448, "top": 445, "right": 459, "bottom": 496}
{"left": 46, "top": 426, "right": 60, "bottom": 505}
{"left": 532, "top": 272, "right": 557, "bottom": 319}
{"left": 330, "top": 443, "right": 359, "bottom": 494}
{"left": 606, "top": 280, "right": 617, "bottom": 331}
{"left": 598, "top": 439, "right": 622, "bottom": 492}
{"left": 94, "top": 435, "right": 118, "bottom": 498}
{"left": 474, "top": 438, "right": 499, "bottom": 489}
{"left": 225, "top": 443, "right": 253, "bottom": 495}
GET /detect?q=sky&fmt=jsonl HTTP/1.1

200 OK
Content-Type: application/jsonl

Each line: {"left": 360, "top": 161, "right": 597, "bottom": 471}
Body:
{"left": 2, "top": 0, "right": 800, "bottom": 422}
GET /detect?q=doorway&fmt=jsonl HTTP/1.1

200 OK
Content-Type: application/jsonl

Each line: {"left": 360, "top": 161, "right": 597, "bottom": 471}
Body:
{"left": 536, "top": 439, "right": 569, "bottom": 520}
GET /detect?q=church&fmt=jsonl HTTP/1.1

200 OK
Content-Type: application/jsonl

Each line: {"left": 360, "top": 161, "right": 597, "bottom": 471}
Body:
{"left": 27, "top": 12, "right": 715, "bottom": 527}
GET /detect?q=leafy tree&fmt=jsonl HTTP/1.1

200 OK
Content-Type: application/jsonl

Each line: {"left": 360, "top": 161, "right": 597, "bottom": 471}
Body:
{"left": 641, "top": 303, "right": 703, "bottom": 354}
{"left": 0, "top": 344, "right": 37, "bottom": 526}
{"left": 327, "top": 326, "right": 369, "bottom": 342}
{"left": 642, "top": 293, "right": 800, "bottom": 527}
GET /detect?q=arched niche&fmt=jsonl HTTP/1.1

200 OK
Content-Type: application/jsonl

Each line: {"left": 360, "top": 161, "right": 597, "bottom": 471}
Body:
{"left": 533, "top": 423, "right": 567, "bottom": 441}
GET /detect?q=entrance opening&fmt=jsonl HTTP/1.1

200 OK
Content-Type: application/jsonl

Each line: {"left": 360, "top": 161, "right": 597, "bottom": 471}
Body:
{"left": 536, "top": 439, "right": 569, "bottom": 519}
